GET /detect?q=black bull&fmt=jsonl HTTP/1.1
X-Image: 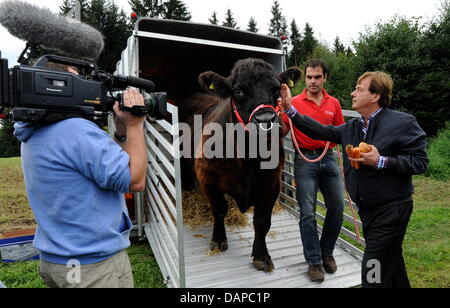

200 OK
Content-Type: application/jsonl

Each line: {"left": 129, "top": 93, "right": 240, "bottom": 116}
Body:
{"left": 178, "top": 58, "right": 301, "bottom": 272}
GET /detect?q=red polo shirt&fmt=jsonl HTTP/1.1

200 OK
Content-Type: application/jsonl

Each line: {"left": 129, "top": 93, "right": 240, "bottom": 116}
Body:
{"left": 282, "top": 89, "right": 345, "bottom": 150}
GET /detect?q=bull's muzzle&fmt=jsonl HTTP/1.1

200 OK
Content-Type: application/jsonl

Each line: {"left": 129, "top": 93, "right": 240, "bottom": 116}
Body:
{"left": 251, "top": 109, "right": 280, "bottom": 132}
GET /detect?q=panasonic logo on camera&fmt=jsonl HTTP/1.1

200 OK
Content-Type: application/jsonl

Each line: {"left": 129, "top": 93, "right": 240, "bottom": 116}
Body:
{"left": 46, "top": 88, "right": 63, "bottom": 92}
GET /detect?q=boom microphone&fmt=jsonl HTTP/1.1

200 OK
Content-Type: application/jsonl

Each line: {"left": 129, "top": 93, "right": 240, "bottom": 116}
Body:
{"left": 0, "top": 0, "right": 104, "bottom": 61}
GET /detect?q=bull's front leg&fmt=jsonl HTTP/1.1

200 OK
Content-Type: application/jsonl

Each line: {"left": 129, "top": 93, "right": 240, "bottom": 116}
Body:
{"left": 252, "top": 204, "right": 275, "bottom": 272}
{"left": 202, "top": 185, "right": 229, "bottom": 252}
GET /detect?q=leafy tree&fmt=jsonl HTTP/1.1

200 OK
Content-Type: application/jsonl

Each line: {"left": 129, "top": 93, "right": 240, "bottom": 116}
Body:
{"left": 268, "top": 0, "right": 288, "bottom": 38}
{"left": 247, "top": 17, "right": 259, "bottom": 33}
{"left": 418, "top": 1, "right": 450, "bottom": 135}
{"left": 209, "top": 11, "right": 219, "bottom": 25}
{"left": 352, "top": 14, "right": 449, "bottom": 136}
{"left": 222, "top": 9, "right": 237, "bottom": 28}
{"left": 288, "top": 19, "right": 302, "bottom": 67}
{"left": 161, "top": 0, "right": 191, "bottom": 21}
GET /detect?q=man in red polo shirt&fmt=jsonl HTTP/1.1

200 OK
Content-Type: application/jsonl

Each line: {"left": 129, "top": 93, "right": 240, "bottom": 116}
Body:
{"left": 282, "top": 60, "right": 345, "bottom": 282}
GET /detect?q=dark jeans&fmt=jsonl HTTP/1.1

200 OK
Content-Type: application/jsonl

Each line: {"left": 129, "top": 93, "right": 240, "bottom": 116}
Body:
{"left": 359, "top": 198, "right": 413, "bottom": 288}
{"left": 294, "top": 152, "right": 345, "bottom": 265}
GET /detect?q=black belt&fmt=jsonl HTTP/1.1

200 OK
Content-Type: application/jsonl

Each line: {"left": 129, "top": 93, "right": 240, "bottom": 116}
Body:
{"left": 298, "top": 148, "right": 332, "bottom": 156}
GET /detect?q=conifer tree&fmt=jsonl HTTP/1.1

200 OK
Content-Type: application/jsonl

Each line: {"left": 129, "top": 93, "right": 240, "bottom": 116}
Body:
{"left": 59, "top": 0, "right": 89, "bottom": 19}
{"left": 247, "top": 17, "right": 258, "bottom": 33}
{"left": 222, "top": 9, "right": 237, "bottom": 28}
{"left": 161, "top": 0, "right": 191, "bottom": 21}
{"left": 268, "top": 0, "right": 288, "bottom": 38}
{"left": 333, "top": 36, "right": 346, "bottom": 56}
{"left": 288, "top": 19, "right": 302, "bottom": 67}
{"left": 300, "top": 22, "right": 317, "bottom": 61}
{"left": 85, "top": 0, "right": 132, "bottom": 71}
{"left": 128, "top": 0, "right": 163, "bottom": 18}
{"left": 209, "top": 11, "right": 219, "bottom": 25}
{"left": 59, "top": 0, "right": 74, "bottom": 15}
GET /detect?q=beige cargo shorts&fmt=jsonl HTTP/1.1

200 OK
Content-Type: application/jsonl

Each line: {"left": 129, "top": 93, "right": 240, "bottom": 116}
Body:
{"left": 39, "top": 250, "right": 134, "bottom": 288}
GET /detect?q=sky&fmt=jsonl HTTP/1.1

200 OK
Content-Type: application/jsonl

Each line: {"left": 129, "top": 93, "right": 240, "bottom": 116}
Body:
{"left": 0, "top": 0, "right": 445, "bottom": 67}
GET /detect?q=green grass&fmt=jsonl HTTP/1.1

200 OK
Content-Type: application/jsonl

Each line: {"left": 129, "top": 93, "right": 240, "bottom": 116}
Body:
{"left": 127, "top": 241, "right": 166, "bottom": 288}
{"left": 0, "top": 259, "right": 46, "bottom": 288}
{"left": 0, "top": 157, "right": 33, "bottom": 234}
{"left": 403, "top": 176, "right": 450, "bottom": 288}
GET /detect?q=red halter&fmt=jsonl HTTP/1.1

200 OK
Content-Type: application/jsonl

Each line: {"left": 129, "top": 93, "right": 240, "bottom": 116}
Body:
{"left": 231, "top": 98, "right": 281, "bottom": 132}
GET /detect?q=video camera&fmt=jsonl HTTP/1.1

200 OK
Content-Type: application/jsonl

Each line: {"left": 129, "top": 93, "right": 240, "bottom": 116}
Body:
{"left": 0, "top": 52, "right": 169, "bottom": 126}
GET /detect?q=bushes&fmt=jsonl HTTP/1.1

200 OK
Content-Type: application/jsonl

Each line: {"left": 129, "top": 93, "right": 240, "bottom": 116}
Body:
{"left": 0, "top": 120, "right": 20, "bottom": 158}
{"left": 425, "top": 122, "right": 450, "bottom": 181}
{"left": 351, "top": 10, "right": 450, "bottom": 137}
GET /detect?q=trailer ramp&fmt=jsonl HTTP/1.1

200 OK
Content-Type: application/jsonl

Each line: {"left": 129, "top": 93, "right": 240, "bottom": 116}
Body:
{"left": 184, "top": 210, "right": 362, "bottom": 288}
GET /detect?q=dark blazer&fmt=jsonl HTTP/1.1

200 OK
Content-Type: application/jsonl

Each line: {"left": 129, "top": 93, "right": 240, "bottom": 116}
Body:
{"left": 289, "top": 108, "right": 429, "bottom": 209}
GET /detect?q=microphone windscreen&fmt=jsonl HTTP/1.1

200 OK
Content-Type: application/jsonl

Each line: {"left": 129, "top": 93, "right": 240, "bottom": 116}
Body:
{"left": 0, "top": 0, "right": 104, "bottom": 61}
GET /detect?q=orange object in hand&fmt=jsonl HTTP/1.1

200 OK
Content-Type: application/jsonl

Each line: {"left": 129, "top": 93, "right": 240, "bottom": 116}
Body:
{"left": 346, "top": 143, "right": 373, "bottom": 169}
{"left": 358, "top": 142, "right": 372, "bottom": 153}
{"left": 346, "top": 145, "right": 356, "bottom": 168}
{"left": 353, "top": 147, "right": 361, "bottom": 169}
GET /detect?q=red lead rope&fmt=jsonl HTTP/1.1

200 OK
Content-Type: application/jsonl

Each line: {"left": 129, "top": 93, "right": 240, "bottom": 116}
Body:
{"left": 288, "top": 118, "right": 330, "bottom": 163}
{"left": 335, "top": 145, "right": 362, "bottom": 243}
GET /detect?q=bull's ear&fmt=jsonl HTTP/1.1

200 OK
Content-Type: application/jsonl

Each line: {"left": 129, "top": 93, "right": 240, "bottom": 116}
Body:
{"left": 198, "top": 71, "right": 232, "bottom": 98}
{"left": 279, "top": 67, "right": 302, "bottom": 88}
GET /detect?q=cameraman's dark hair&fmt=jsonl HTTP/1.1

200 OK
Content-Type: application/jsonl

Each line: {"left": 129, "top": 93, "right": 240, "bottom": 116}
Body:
{"left": 46, "top": 62, "right": 79, "bottom": 75}
{"left": 46, "top": 62, "right": 70, "bottom": 72}
{"left": 305, "top": 60, "right": 329, "bottom": 78}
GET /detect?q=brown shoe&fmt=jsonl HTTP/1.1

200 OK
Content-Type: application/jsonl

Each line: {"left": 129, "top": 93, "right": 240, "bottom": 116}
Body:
{"left": 308, "top": 265, "right": 325, "bottom": 282}
{"left": 323, "top": 256, "right": 337, "bottom": 274}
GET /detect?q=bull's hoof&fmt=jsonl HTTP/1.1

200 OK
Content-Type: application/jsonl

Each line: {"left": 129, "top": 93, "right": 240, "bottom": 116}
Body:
{"left": 209, "top": 239, "right": 228, "bottom": 252}
{"left": 252, "top": 258, "right": 274, "bottom": 273}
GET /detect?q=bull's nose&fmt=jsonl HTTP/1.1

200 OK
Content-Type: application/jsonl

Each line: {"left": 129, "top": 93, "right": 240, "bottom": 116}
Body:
{"left": 254, "top": 112, "right": 276, "bottom": 124}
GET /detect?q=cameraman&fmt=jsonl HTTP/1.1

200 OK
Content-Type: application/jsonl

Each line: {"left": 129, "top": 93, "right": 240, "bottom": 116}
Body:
{"left": 14, "top": 67, "right": 147, "bottom": 288}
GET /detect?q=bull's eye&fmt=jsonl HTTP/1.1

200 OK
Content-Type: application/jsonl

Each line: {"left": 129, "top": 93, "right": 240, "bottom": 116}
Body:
{"left": 233, "top": 88, "right": 244, "bottom": 98}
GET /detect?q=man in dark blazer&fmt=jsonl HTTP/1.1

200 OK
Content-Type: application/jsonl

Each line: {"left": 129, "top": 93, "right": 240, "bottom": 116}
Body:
{"left": 280, "top": 71, "right": 429, "bottom": 288}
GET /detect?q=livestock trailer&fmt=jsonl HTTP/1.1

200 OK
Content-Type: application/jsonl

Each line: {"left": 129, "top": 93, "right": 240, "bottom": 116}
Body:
{"left": 115, "top": 18, "right": 364, "bottom": 288}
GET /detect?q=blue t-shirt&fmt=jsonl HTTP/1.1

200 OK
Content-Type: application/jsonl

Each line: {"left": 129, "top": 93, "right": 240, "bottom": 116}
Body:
{"left": 14, "top": 118, "right": 132, "bottom": 265}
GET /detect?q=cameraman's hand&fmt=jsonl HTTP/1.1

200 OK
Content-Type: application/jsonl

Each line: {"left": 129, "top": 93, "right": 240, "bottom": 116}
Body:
{"left": 113, "top": 89, "right": 145, "bottom": 128}
{"left": 113, "top": 89, "right": 148, "bottom": 192}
